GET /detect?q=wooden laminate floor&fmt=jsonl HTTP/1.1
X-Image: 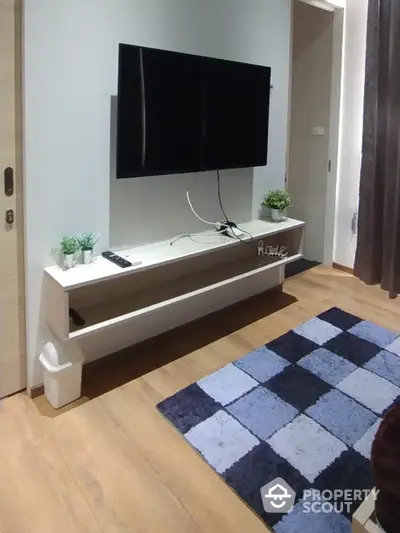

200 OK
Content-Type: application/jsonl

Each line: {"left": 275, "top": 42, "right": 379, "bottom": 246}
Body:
{"left": 2, "top": 266, "right": 400, "bottom": 533}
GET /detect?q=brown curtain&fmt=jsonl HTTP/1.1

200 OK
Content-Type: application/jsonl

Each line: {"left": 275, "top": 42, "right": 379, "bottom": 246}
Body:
{"left": 354, "top": 0, "right": 400, "bottom": 298}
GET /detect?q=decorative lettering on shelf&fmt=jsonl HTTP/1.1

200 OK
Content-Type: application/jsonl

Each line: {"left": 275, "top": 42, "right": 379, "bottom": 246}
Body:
{"left": 258, "top": 240, "right": 288, "bottom": 259}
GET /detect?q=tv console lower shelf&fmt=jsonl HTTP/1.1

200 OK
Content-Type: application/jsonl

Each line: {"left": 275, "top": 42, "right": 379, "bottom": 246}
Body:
{"left": 44, "top": 218, "right": 305, "bottom": 364}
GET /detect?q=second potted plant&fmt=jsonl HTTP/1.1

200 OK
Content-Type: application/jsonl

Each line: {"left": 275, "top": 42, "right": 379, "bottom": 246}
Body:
{"left": 60, "top": 236, "right": 79, "bottom": 269}
{"left": 76, "top": 232, "right": 99, "bottom": 264}
{"left": 262, "top": 189, "right": 292, "bottom": 222}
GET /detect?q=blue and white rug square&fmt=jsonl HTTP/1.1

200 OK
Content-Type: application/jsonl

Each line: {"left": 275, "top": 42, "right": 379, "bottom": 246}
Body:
{"left": 305, "top": 389, "right": 378, "bottom": 446}
{"left": 234, "top": 346, "right": 290, "bottom": 382}
{"left": 298, "top": 348, "right": 357, "bottom": 386}
{"left": 227, "top": 386, "right": 298, "bottom": 441}
{"left": 197, "top": 363, "right": 258, "bottom": 405}
{"left": 185, "top": 410, "right": 259, "bottom": 474}
{"left": 337, "top": 367, "right": 399, "bottom": 414}
{"left": 157, "top": 308, "right": 400, "bottom": 532}
{"left": 268, "top": 414, "right": 347, "bottom": 483}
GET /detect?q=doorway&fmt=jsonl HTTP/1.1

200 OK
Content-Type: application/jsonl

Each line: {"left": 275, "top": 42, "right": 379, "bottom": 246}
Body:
{"left": 0, "top": 0, "right": 26, "bottom": 397}
{"left": 287, "top": 0, "right": 343, "bottom": 266}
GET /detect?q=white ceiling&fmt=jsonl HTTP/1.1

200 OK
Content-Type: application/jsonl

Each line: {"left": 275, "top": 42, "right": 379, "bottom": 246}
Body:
{"left": 297, "top": 0, "right": 345, "bottom": 11}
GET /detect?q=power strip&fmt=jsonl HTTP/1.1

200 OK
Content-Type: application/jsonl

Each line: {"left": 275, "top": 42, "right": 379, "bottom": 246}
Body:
{"left": 215, "top": 222, "right": 245, "bottom": 239}
{"left": 227, "top": 227, "right": 245, "bottom": 238}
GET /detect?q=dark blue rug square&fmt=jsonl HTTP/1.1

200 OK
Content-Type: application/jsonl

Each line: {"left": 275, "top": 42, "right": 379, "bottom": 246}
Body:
{"left": 313, "top": 449, "right": 374, "bottom": 518}
{"left": 157, "top": 383, "right": 221, "bottom": 434}
{"left": 266, "top": 365, "right": 332, "bottom": 411}
{"left": 317, "top": 307, "right": 362, "bottom": 331}
{"left": 222, "top": 441, "right": 309, "bottom": 527}
{"left": 266, "top": 331, "right": 319, "bottom": 363}
{"left": 323, "top": 331, "right": 380, "bottom": 366}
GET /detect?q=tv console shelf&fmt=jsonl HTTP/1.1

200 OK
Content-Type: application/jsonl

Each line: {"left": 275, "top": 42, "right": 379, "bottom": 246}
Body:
{"left": 44, "top": 219, "right": 304, "bottom": 356}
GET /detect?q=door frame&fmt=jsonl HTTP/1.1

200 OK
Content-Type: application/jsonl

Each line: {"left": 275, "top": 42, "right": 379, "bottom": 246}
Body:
{"left": 15, "top": 0, "right": 27, "bottom": 392}
{"left": 287, "top": 0, "right": 344, "bottom": 265}
{"left": 323, "top": 6, "right": 344, "bottom": 264}
{"left": 0, "top": 0, "right": 27, "bottom": 397}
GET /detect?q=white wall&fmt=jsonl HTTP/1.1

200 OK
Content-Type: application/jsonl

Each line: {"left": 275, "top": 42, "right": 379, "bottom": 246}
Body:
{"left": 288, "top": 2, "right": 334, "bottom": 262}
{"left": 24, "top": 0, "right": 292, "bottom": 387}
{"left": 333, "top": 0, "right": 367, "bottom": 267}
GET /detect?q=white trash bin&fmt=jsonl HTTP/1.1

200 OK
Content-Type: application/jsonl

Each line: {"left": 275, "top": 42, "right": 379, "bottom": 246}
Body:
{"left": 39, "top": 342, "right": 84, "bottom": 409}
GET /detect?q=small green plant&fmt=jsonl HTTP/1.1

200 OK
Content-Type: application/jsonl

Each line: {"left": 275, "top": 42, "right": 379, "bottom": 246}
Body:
{"left": 59, "top": 236, "right": 79, "bottom": 256}
{"left": 76, "top": 232, "right": 99, "bottom": 251}
{"left": 262, "top": 189, "right": 292, "bottom": 210}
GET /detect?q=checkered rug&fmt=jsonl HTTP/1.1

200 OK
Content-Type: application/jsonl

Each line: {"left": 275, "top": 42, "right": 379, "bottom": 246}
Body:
{"left": 157, "top": 308, "right": 400, "bottom": 532}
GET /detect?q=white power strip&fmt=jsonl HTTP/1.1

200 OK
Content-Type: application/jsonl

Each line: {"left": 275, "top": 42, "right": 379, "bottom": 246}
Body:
{"left": 214, "top": 222, "right": 245, "bottom": 239}
{"left": 227, "top": 227, "right": 245, "bottom": 239}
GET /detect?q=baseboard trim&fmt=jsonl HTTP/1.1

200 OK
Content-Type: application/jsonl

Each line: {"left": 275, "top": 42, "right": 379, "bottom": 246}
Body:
{"left": 333, "top": 262, "right": 354, "bottom": 275}
{"left": 28, "top": 384, "right": 44, "bottom": 399}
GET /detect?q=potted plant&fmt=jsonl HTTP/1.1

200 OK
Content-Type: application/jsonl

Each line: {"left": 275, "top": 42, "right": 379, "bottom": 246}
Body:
{"left": 76, "top": 232, "right": 99, "bottom": 264}
{"left": 60, "top": 236, "right": 79, "bottom": 269}
{"left": 262, "top": 189, "right": 292, "bottom": 222}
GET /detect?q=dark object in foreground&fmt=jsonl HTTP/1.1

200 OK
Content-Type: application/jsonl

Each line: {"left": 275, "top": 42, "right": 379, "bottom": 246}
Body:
{"left": 372, "top": 403, "right": 400, "bottom": 532}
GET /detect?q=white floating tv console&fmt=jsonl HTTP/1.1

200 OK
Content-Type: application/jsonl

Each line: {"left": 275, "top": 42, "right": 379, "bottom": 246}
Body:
{"left": 44, "top": 218, "right": 304, "bottom": 364}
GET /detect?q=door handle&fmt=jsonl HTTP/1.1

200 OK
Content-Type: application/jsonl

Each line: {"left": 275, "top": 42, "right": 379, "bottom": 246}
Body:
{"left": 4, "top": 167, "right": 14, "bottom": 196}
{"left": 5, "top": 209, "right": 14, "bottom": 225}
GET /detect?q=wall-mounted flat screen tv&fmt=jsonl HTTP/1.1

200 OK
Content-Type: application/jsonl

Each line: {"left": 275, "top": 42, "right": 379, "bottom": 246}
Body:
{"left": 116, "top": 43, "right": 271, "bottom": 179}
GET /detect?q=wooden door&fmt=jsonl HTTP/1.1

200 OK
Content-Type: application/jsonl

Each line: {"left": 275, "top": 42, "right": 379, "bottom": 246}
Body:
{"left": 0, "top": 0, "right": 26, "bottom": 397}
{"left": 287, "top": 1, "right": 334, "bottom": 263}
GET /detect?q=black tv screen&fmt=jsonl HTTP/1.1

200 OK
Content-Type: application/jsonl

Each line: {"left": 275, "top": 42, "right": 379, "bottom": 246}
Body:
{"left": 116, "top": 44, "right": 271, "bottom": 179}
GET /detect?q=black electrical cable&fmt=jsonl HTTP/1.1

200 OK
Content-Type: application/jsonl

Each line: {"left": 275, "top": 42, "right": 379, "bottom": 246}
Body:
{"left": 216, "top": 169, "right": 230, "bottom": 223}
{"left": 216, "top": 169, "right": 254, "bottom": 244}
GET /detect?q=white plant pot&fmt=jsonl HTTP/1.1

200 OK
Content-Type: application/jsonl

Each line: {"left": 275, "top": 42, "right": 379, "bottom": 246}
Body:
{"left": 260, "top": 204, "right": 270, "bottom": 220}
{"left": 83, "top": 249, "right": 93, "bottom": 265}
{"left": 64, "top": 253, "right": 74, "bottom": 269}
{"left": 270, "top": 208, "right": 285, "bottom": 222}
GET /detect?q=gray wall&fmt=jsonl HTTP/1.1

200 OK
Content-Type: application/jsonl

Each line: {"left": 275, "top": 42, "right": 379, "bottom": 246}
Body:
{"left": 24, "top": 0, "right": 292, "bottom": 386}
